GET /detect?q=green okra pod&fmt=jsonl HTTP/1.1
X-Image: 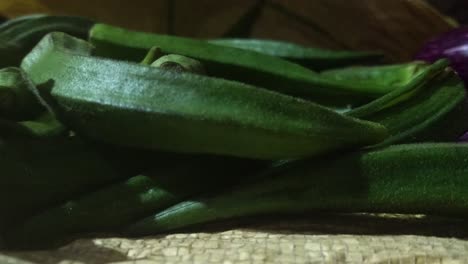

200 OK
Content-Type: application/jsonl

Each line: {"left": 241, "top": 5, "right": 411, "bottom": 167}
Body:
{"left": 321, "top": 61, "right": 430, "bottom": 89}
{"left": 359, "top": 73, "right": 467, "bottom": 146}
{"left": 0, "top": 136, "right": 152, "bottom": 230}
{"left": 347, "top": 59, "right": 450, "bottom": 117}
{"left": 345, "top": 61, "right": 468, "bottom": 145}
{"left": 126, "top": 143, "right": 468, "bottom": 235}
{"left": 21, "top": 32, "right": 387, "bottom": 160}
{"left": 90, "top": 23, "right": 394, "bottom": 106}
{"left": 209, "top": 38, "right": 384, "bottom": 70}
{"left": 4, "top": 155, "right": 266, "bottom": 248}
{"left": 151, "top": 54, "right": 206, "bottom": 75}
{"left": 140, "top": 46, "right": 163, "bottom": 65}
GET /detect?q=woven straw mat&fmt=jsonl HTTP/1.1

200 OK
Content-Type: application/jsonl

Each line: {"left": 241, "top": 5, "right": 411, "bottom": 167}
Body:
{"left": 1, "top": 213, "right": 468, "bottom": 263}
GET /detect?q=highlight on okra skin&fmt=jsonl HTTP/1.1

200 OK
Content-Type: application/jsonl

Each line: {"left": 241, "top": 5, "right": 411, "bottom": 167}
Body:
{"left": 0, "top": 14, "right": 467, "bottom": 249}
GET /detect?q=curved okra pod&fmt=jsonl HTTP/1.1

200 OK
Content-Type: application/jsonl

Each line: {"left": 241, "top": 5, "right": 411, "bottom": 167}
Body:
{"left": 344, "top": 61, "right": 468, "bottom": 145}
{"left": 357, "top": 73, "right": 468, "bottom": 146}
{"left": 90, "top": 24, "right": 394, "bottom": 106}
{"left": 4, "top": 155, "right": 267, "bottom": 248}
{"left": 0, "top": 14, "right": 47, "bottom": 33}
{"left": 0, "top": 15, "right": 94, "bottom": 67}
{"left": 208, "top": 38, "right": 384, "bottom": 70}
{"left": 0, "top": 136, "right": 152, "bottom": 231}
{"left": 347, "top": 59, "right": 450, "bottom": 117}
{"left": 125, "top": 143, "right": 468, "bottom": 235}
{"left": 21, "top": 32, "right": 387, "bottom": 160}
{"left": 140, "top": 46, "right": 163, "bottom": 65}
{"left": 321, "top": 61, "right": 430, "bottom": 89}
{"left": 151, "top": 54, "right": 206, "bottom": 75}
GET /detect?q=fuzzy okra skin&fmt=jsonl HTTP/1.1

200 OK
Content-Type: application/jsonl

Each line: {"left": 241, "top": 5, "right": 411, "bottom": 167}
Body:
{"left": 0, "top": 15, "right": 94, "bottom": 67}
{"left": 346, "top": 66, "right": 468, "bottom": 146}
{"left": 21, "top": 33, "right": 387, "bottom": 160}
{"left": 346, "top": 59, "right": 450, "bottom": 117}
{"left": 90, "top": 24, "right": 393, "bottom": 105}
{"left": 331, "top": 60, "right": 450, "bottom": 115}
{"left": 4, "top": 155, "right": 267, "bottom": 248}
{"left": 321, "top": 61, "right": 430, "bottom": 88}
{"left": 208, "top": 38, "right": 384, "bottom": 71}
{"left": 126, "top": 143, "right": 468, "bottom": 235}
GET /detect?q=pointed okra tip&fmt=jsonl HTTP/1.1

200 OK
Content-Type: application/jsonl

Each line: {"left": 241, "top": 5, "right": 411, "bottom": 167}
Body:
{"left": 125, "top": 201, "right": 209, "bottom": 236}
{"left": 20, "top": 31, "right": 93, "bottom": 72}
{"left": 358, "top": 119, "right": 389, "bottom": 147}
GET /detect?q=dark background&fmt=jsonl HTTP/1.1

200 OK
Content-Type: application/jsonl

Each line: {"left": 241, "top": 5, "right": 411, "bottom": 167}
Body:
{"left": 1, "top": 0, "right": 464, "bottom": 61}
{"left": 429, "top": 0, "right": 468, "bottom": 24}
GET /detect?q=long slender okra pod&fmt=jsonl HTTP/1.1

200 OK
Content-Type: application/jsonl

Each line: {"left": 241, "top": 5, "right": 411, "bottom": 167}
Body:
{"left": 90, "top": 24, "right": 394, "bottom": 106}
{"left": 349, "top": 69, "right": 468, "bottom": 145}
{"left": 208, "top": 38, "right": 384, "bottom": 70}
{"left": 347, "top": 59, "right": 450, "bottom": 117}
{"left": 320, "top": 61, "right": 430, "bottom": 88}
{"left": 0, "top": 136, "right": 151, "bottom": 231}
{"left": 3, "top": 156, "right": 266, "bottom": 248}
{"left": 125, "top": 143, "right": 468, "bottom": 235}
{"left": 21, "top": 33, "right": 387, "bottom": 160}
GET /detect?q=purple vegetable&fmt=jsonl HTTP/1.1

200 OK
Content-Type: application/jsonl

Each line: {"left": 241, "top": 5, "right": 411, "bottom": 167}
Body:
{"left": 415, "top": 27, "right": 468, "bottom": 83}
{"left": 460, "top": 131, "right": 468, "bottom": 143}
{"left": 415, "top": 27, "right": 468, "bottom": 143}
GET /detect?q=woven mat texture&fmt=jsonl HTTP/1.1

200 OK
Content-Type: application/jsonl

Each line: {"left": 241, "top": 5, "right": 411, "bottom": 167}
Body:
{"left": 2, "top": 214, "right": 468, "bottom": 264}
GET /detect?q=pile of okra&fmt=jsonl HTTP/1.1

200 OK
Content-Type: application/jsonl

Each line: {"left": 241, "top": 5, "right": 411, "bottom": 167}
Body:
{"left": 1, "top": 15, "right": 468, "bottom": 249}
